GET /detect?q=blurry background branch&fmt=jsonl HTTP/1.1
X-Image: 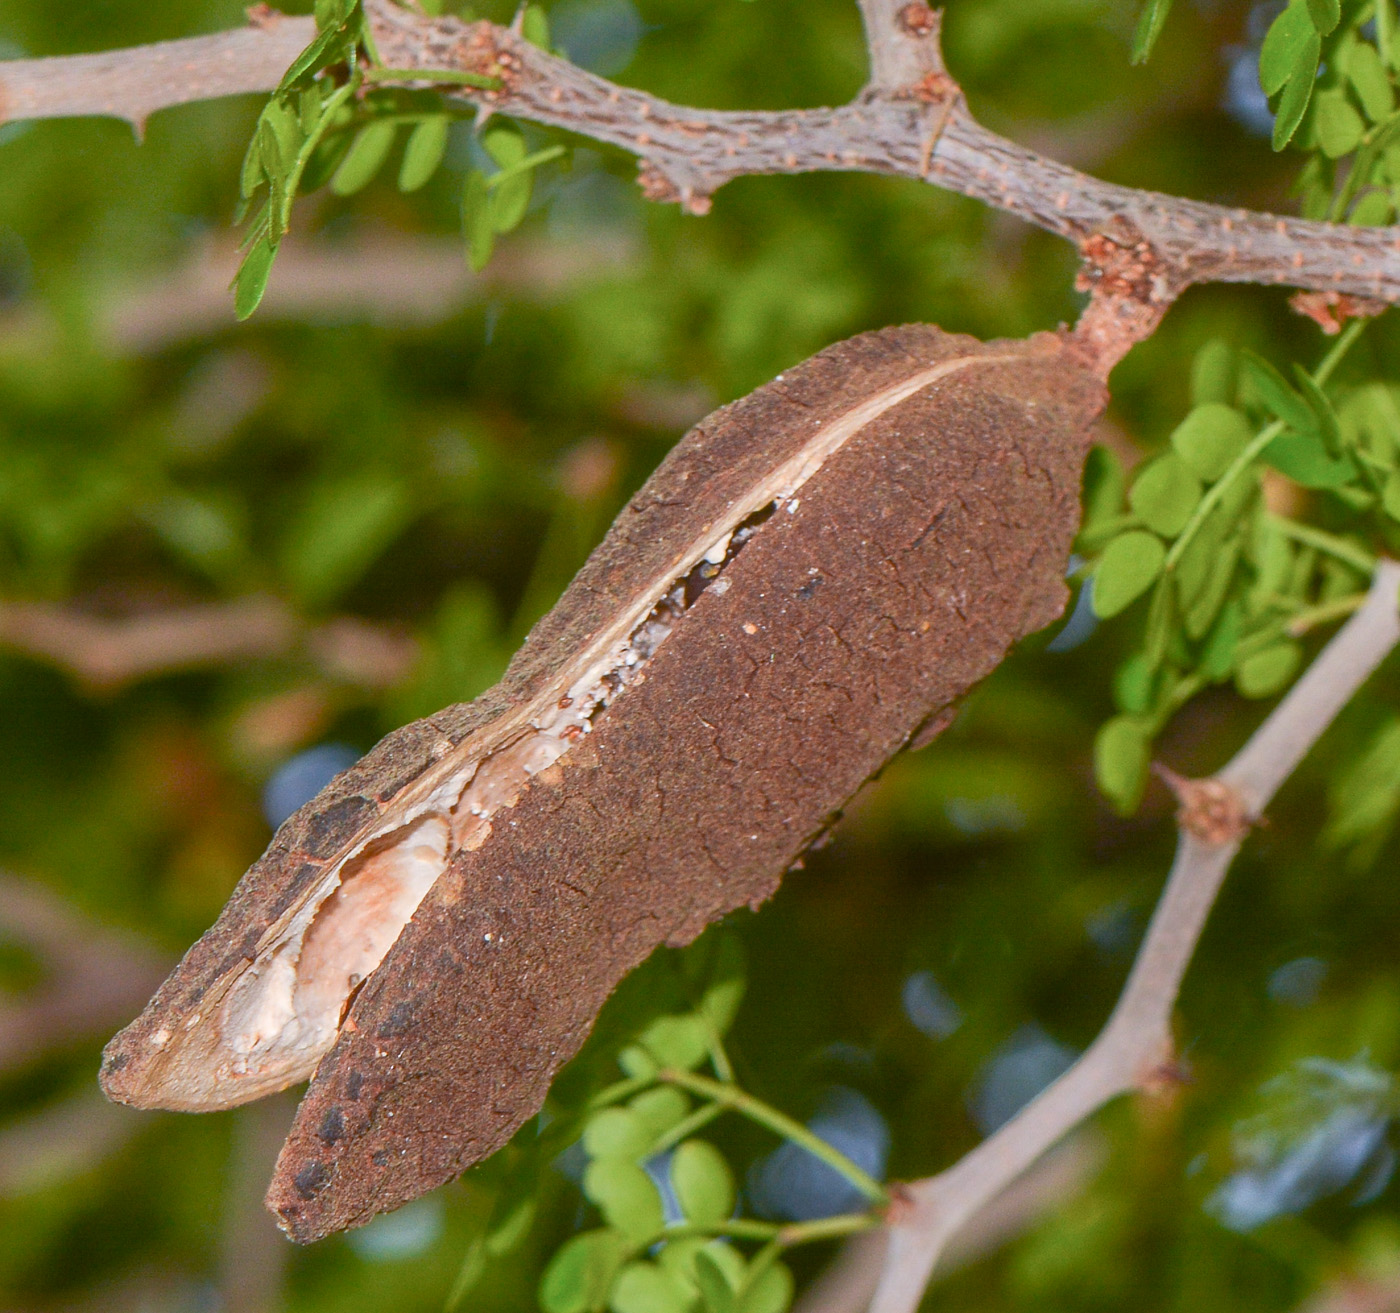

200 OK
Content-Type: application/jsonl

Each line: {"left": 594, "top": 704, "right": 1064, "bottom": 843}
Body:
{"left": 0, "top": 871, "right": 168, "bottom": 1076}
{"left": 0, "top": 229, "right": 636, "bottom": 355}
{"left": 0, "top": 595, "right": 417, "bottom": 690}
{"left": 869, "top": 560, "right": 1400, "bottom": 1313}
{"left": 3, "top": 3, "right": 1400, "bottom": 302}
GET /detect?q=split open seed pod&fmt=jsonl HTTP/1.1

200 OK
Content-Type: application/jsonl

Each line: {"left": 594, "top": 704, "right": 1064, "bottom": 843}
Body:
{"left": 100, "top": 324, "right": 1105, "bottom": 1240}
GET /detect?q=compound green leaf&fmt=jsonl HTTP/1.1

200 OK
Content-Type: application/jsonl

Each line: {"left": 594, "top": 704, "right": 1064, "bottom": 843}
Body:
{"left": 1243, "top": 352, "right": 1319, "bottom": 433}
{"left": 1202, "top": 599, "right": 1244, "bottom": 680}
{"left": 1185, "top": 532, "right": 1242, "bottom": 639}
{"left": 617, "top": 1045, "right": 659, "bottom": 1080}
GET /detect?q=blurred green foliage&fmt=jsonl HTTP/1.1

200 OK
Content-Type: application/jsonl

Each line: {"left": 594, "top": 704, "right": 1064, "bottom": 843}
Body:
{"left": 5, "top": 0, "right": 1400, "bottom": 1310}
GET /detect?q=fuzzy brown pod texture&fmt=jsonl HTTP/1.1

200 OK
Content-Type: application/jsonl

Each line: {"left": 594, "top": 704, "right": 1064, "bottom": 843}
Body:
{"left": 99, "top": 324, "right": 1105, "bottom": 1241}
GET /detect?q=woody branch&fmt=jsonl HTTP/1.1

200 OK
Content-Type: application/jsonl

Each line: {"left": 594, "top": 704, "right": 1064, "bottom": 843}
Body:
{"left": 868, "top": 559, "right": 1400, "bottom": 1313}
{"left": 3, "top": 2, "right": 1400, "bottom": 305}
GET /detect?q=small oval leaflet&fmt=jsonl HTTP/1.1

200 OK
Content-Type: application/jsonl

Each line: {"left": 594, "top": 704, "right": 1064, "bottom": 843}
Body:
{"left": 99, "top": 324, "right": 1104, "bottom": 1240}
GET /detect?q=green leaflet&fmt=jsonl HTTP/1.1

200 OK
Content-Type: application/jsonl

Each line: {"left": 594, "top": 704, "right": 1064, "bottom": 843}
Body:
{"left": 1171, "top": 404, "right": 1253, "bottom": 481}
{"left": 398, "top": 116, "right": 449, "bottom": 192}
{"left": 463, "top": 170, "right": 495, "bottom": 271}
{"left": 1273, "top": 32, "right": 1322, "bottom": 150}
{"left": 1131, "top": 0, "right": 1173, "bottom": 64}
{"left": 1129, "top": 454, "right": 1202, "bottom": 538}
{"left": 1261, "top": 2, "right": 1317, "bottom": 95}
{"left": 1348, "top": 40, "right": 1395, "bottom": 120}
{"left": 1093, "top": 531, "right": 1166, "bottom": 618}
{"left": 611, "top": 1262, "right": 693, "bottom": 1313}
{"left": 629, "top": 1087, "right": 690, "bottom": 1138}
{"left": 1313, "top": 89, "right": 1366, "bottom": 157}
{"left": 1262, "top": 430, "right": 1358, "bottom": 488}
{"left": 671, "top": 1140, "right": 736, "bottom": 1228}
{"left": 583, "top": 1107, "right": 653, "bottom": 1160}
{"left": 539, "top": 1230, "right": 627, "bottom": 1313}
{"left": 330, "top": 120, "right": 397, "bottom": 196}
{"left": 1236, "top": 640, "right": 1303, "bottom": 697}
{"left": 1095, "top": 715, "right": 1153, "bottom": 813}
{"left": 639, "top": 1014, "right": 712, "bottom": 1070}
{"left": 583, "top": 1160, "right": 665, "bottom": 1242}
{"left": 233, "top": 233, "right": 277, "bottom": 321}
{"left": 1323, "top": 716, "right": 1400, "bottom": 866}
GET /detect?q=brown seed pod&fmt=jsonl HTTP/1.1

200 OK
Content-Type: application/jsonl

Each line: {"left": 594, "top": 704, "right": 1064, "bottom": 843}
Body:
{"left": 99, "top": 324, "right": 1104, "bottom": 1240}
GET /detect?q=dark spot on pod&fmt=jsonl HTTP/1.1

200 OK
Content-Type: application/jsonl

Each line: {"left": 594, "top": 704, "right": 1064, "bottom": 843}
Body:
{"left": 294, "top": 1161, "right": 332, "bottom": 1199}
{"left": 300, "top": 795, "right": 379, "bottom": 855}
{"left": 797, "top": 573, "right": 823, "bottom": 600}
{"left": 345, "top": 1071, "right": 365, "bottom": 1101}
{"left": 372, "top": 1151, "right": 390, "bottom": 1167}
{"left": 104, "top": 1052, "right": 129, "bottom": 1073}
{"left": 318, "top": 1108, "right": 345, "bottom": 1144}
{"left": 376, "top": 1001, "right": 415, "bottom": 1039}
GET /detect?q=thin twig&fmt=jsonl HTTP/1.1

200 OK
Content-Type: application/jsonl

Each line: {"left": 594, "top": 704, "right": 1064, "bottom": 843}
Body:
{"left": 4, "top": 5, "right": 1400, "bottom": 302}
{"left": 868, "top": 560, "right": 1400, "bottom": 1313}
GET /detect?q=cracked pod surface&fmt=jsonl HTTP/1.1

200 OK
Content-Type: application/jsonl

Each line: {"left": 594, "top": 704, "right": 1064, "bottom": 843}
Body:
{"left": 99, "top": 323, "right": 1105, "bottom": 1239}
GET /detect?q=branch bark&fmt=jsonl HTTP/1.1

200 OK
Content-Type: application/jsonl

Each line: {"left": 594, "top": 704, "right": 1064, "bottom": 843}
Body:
{"left": 868, "top": 559, "right": 1400, "bottom": 1313}
{"left": 0, "top": 16, "right": 314, "bottom": 130}
{"left": 3, "top": 4, "right": 1400, "bottom": 303}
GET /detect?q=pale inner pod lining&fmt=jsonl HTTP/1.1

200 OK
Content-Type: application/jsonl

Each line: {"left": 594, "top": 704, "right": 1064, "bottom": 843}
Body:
{"left": 197, "top": 350, "right": 1015, "bottom": 1103}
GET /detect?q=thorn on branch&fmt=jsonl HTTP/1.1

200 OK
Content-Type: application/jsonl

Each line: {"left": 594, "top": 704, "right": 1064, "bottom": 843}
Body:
{"left": 1153, "top": 765, "right": 1254, "bottom": 845}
